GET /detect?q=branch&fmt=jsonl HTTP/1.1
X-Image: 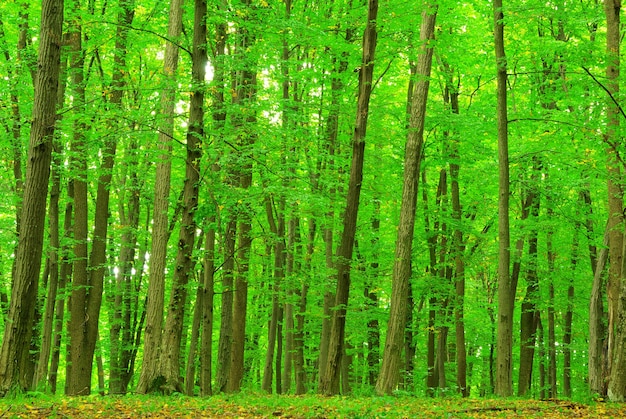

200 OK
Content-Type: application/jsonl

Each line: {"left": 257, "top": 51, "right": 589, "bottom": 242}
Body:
{"left": 582, "top": 66, "right": 626, "bottom": 120}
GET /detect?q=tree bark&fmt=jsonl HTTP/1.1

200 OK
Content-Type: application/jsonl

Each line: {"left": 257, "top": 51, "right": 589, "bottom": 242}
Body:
{"left": 135, "top": 0, "right": 183, "bottom": 394}
{"left": 0, "top": 0, "right": 63, "bottom": 394}
{"left": 318, "top": 0, "right": 378, "bottom": 396}
{"left": 375, "top": 5, "right": 436, "bottom": 395}
{"left": 493, "top": 0, "right": 514, "bottom": 397}
{"left": 157, "top": 0, "right": 206, "bottom": 393}
{"left": 604, "top": 0, "right": 626, "bottom": 402}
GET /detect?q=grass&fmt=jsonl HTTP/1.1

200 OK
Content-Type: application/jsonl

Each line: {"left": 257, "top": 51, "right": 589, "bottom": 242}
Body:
{"left": 0, "top": 393, "right": 624, "bottom": 418}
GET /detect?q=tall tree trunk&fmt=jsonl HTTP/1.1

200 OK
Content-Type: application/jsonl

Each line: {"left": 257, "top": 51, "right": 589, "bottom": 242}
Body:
{"left": 106, "top": 0, "right": 136, "bottom": 395}
{"left": 375, "top": 5, "right": 436, "bottom": 395}
{"left": 135, "top": 0, "right": 183, "bottom": 394}
{"left": 493, "top": 0, "right": 515, "bottom": 397}
{"left": 157, "top": 0, "right": 206, "bottom": 393}
{"left": 0, "top": 0, "right": 63, "bottom": 394}
{"left": 199, "top": 0, "right": 226, "bottom": 396}
{"left": 604, "top": 0, "right": 626, "bottom": 402}
{"left": 318, "top": 0, "right": 378, "bottom": 396}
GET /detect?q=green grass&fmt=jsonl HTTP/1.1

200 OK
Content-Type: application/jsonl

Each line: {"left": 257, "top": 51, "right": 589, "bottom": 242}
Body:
{"left": 0, "top": 393, "right": 624, "bottom": 418}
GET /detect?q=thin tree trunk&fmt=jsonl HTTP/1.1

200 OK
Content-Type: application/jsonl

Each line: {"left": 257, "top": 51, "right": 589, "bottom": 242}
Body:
{"left": 518, "top": 162, "right": 541, "bottom": 396}
{"left": 185, "top": 284, "right": 204, "bottom": 396}
{"left": 262, "top": 197, "right": 285, "bottom": 393}
{"left": 216, "top": 219, "right": 236, "bottom": 392}
{"left": 493, "top": 0, "right": 514, "bottom": 397}
{"left": 200, "top": 222, "right": 216, "bottom": 396}
{"left": 547, "top": 218, "right": 557, "bottom": 398}
{"left": 319, "top": 0, "right": 379, "bottom": 395}
{"left": 563, "top": 229, "right": 578, "bottom": 398}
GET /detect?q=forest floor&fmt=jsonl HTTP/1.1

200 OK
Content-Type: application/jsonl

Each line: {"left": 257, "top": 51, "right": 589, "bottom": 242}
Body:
{"left": 0, "top": 393, "right": 624, "bottom": 418}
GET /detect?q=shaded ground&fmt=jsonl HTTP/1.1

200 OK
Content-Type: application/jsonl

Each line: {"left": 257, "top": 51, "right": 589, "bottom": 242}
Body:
{"left": 1, "top": 394, "right": 624, "bottom": 418}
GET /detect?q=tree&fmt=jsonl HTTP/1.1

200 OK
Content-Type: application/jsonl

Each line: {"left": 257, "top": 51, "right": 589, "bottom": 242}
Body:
{"left": 604, "top": 0, "right": 626, "bottom": 402}
{"left": 0, "top": 0, "right": 64, "bottom": 394}
{"left": 318, "top": 0, "right": 379, "bottom": 396}
{"left": 136, "top": 0, "right": 184, "bottom": 394}
{"left": 375, "top": 3, "right": 437, "bottom": 396}
{"left": 493, "top": 0, "right": 514, "bottom": 397}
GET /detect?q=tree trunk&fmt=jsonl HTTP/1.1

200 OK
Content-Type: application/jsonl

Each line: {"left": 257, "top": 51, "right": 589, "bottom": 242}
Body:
{"left": 185, "top": 284, "right": 203, "bottom": 396}
{"left": 604, "top": 0, "right": 626, "bottom": 402}
{"left": 200, "top": 223, "right": 216, "bottom": 396}
{"left": 216, "top": 219, "right": 236, "bottom": 392}
{"left": 375, "top": 5, "right": 436, "bottom": 395}
{"left": 318, "top": 0, "right": 378, "bottom": 396}
{"left": 262, "top": 196, "right": 285, "bottom": 393}
{"left": 50, "top": 187, "right": 73, "bottom": 394}
{"left": 563, "top": 230, "right": 578, "bottom": 398}
{"left": 0, "top": 0, "right": 63, "bottom": 395}
{"left": 589, "top": 224, "right": 608, "bottom": 396}
{"left": 547, "top": 220, "right": 557, "bottom": 398}
{"left": 518, "top": 163, "right": 541, "bottom": 396}
{"left": 493, "top": 0, "right": 514, "bottom": 397}
{"left": 135, "top": 0, "right": 183, "bottom": 394}
{"left": 158, "top": 0, "right": 206, "bottom": 392}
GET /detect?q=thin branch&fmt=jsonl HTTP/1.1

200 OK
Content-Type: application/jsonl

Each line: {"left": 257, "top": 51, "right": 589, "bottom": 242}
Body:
{"left": 508, "top": 117, "right": 583, "bottom": 128}
{"left": 582, "top": 65, "right": 626, "bottom": 120}
{"left": 84, "top": 20, "right": 192, "bottom": 57}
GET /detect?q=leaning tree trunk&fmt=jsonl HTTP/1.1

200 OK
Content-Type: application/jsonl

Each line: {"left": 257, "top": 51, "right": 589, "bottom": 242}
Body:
{"left": 375, "top": 4, "right": 436, "bottom": 395}
{"left": 0, "top": 0, "right": 63, "bottom": 394}
{"left": 318, "top": 0, "right": 379, "bottom": 396}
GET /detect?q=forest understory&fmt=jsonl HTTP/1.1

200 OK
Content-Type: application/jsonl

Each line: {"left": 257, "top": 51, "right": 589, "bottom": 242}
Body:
{"left": 2, "top": 394, "right": 625, "bottom": 419}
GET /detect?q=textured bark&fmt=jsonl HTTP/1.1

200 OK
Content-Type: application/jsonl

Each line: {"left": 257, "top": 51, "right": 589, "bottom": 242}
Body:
{"left": 604, "top": 0, "right": 626, "bottom": 402}
{"left": 493, "top": 0, "right": 514, "bottom": 397}
{"left": 375, "top": 5, "right": 436, "bottom": 395}
{"left": 518, "top": 165, "right": 541, "bottom": 396}
{"left": 262, "top": 197, "right": 285, "bottom": 393}
{"left": 135, "top": 0, "right": 183, "bottom": 394}
{"left": 318, "top": 0, "right": 378, "bottom": 396}
{"left": 64, "top": 3, "right": 90, "bottom": 394}
{"left": 563, "top": 230, "right": 578, "bottom": 398}
{"left": 589, "top": 224, "right": 608, "bottom": 396}
{"left": 229, "top": 7, "right": 256, "bottom": 389}
{"left": 201, "top": 0, "right": 226, "bottom": 396}
{"left": 0, "top": 0, "right": 63, "bottom": 394}
{"left": 215, "top": 219, "right": 236, "bottom": 392}
{"left": 200, "top": 224, "right": 216, "bottom": 396}
{"left": 185, "top": 284, "right": 203, "bottom": 396}
{"left": 158, "top": 0, "right": 206, "bottom": 392}
{"left": 106, "top": 0, "right": 136, "bottom": 395}
{"left": 366, "top": 201, "right": 381, "bottom": 387}
{"left": 49, "top": 185, "right": 73, "bottom": 394}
